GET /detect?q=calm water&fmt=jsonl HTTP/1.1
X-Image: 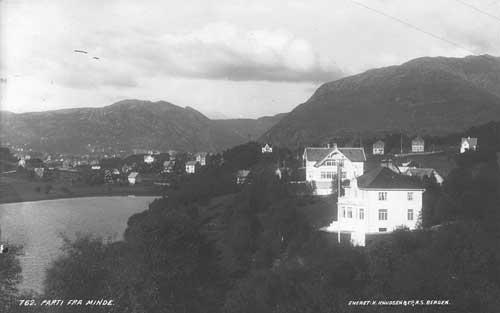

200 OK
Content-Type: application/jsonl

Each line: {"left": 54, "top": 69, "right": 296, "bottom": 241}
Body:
{"left": 0, "top": 196, "right": 156, "bottom": 293}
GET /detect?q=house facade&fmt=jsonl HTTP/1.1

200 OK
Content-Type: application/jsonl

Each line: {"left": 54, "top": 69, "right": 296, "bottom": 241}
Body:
{"left": 411, "top": 136, "right": 425, "bottom": 153}
{"left": 185, "top": 161, "right": 197, "bottom": 174}
{"left": 460, "top": 137, "right": 478, "bottom": 153}
{"left": 236, "top": 170, "right": 250, "bottom": 184}
{"left": 303, "top": 144, "right": 366, "bottom": 195}
{"left": 128, "top": 172, "right": 140, "bottom": 185}
{"left": 372, "top": 140, "right": 385, "bottom": 155}
{"left": 327, "top": 167, "right": 424, "bottom": 246}
{"left": 195, "top": 152, "right": 208, "bottom": 166}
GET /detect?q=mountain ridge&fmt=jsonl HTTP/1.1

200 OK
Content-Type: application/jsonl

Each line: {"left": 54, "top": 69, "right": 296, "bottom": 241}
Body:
{"left": 261, "top": 54, "right": 500, "bottom": 147}
{"left": 0, "top": 100, "right": 284, "bottom": 154}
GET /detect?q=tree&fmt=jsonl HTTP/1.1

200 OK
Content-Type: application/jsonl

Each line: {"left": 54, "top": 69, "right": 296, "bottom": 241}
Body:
{"left": 0, "top": 245, "right": 23, "bottom": 312}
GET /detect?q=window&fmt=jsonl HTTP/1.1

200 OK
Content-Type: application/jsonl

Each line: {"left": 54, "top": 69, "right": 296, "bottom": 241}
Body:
{"left": 359, "top": 208, "right": 364, "bottom": 220}
{"left": 325, "top": 160, "right": 336, "bottom": 166}
{"left": 320, "top": 172, "right": 335, "bottom": 179}
{"left": 347, "top": 208, "right": 353, "bottom": 218}
{"left": 407, "top": 192, "right": 413, "bottom": 201}
{"left": 342, "top": 208, "right": 346, "bottom": 218}
{"left": 378, "top": 192, "right": 387, "bottom": 201}
{"left": 341, "top": 171, "right": 347, "bottom": 179}
{"left": 407, "top": 209, "right": 414, "bottom": 220}
{"left": 379, "top": 228, "right": 387, "bottom": 232}
{"left": 378, "top": 209, "right": 388, "bottom": 220}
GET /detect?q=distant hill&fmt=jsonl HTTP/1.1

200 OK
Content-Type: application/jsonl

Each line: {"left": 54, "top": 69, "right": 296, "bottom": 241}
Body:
{"left": 213, "top": 113, "right": 286, "bottom": 141}
{"left": 0, "top": 100, "right": 283, "bottom": 154}
{"left": 261, "top": 55, "right": 500, "bottom": 147}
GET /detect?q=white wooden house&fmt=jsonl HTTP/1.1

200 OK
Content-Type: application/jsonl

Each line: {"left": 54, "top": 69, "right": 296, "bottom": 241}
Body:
{"left": 262, "top": 144, "right": 273, "bottom": 154}
{"left": 303, "top": 144, "right": 366, "bottom": 195}
{"left": 128, "top": 172, "right": 141, "bottom": 185}
{"left": 185, "top": 161, "right": 197, "bottom": 174}
{"left": 144, "top": 155, "right": 155, "bottom": 164}
{"left": 411, "top": 136, "right": 425, "bottom": 153}
{"left": 460, "top": 137, "right": 478, "bottom": 153}
{"left": 327, "top": 167, "right": 424, "bottom": 246}
{"left": 372, "top": 140, "right": 385, "bottom": 155}
{"left": 195, "top": 152, "right": 208, "bottom": 166}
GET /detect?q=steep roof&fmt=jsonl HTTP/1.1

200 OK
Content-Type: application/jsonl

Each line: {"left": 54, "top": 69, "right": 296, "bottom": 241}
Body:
{"left": 357, "top": 167, "right": 424, "bottom": 190}
{"left": 373, "top": 140, "right": 385, "bottom": 147}
{"left": 461, "top": 137, "right": 478, "bottom": 146}
{"left": 237, "top": 170, "right": 250, "bottom": 177}
{"left": 338, "top": 148, "right": 366, "bottom": 162}
{"left": 304, "top": 148, "right": 334, "bottom": 162}
{"left": 186, "top": 161, "right": 197, "bottom": 166}
{"left": 412, "top": 136, "right": 424, "bottom": 144}
{"left": 304, "top": 147, "right": 366, "bottom": 163}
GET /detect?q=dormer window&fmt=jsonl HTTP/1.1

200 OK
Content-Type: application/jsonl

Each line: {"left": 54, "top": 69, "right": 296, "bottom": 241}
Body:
{"left": 378, "top": 192, "right": 387, "bottom": 201}
{"left": 407, "top": 192, "right": 413, "bottom": 201}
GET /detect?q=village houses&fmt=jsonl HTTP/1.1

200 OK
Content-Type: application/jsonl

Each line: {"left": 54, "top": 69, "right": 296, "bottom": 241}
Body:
{"left": 460, "top": 137, "right": 478, "bottom": 153}
{"left": 303, "top": 144, "right": 366, "bottom": 195}
{"left": 372, "top": 140, "right": 385, "bottom": 155}
{"left": 327, "top": 167, "right": 425, "bottom": 246}
{"left": 411, "top": 136, "right": 425, "bottom": 153}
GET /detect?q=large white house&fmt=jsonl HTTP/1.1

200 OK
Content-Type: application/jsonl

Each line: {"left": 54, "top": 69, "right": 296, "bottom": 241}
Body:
{"left": 195, "top": 152, "right": 208, "bottom": 166}
{"left": 372, "top": 140, "right": 385, "bottom": 155}
{"left": 303, "top": 144, "right": 366, "bottom": 195}
{"left": 327, "top": 167, "right": 425, "bottom": 246}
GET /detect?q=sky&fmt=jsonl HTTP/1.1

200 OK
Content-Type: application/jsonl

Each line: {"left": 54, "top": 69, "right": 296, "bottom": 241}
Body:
{"left": 1, "top": 0, "right": 500, "bottom": 118}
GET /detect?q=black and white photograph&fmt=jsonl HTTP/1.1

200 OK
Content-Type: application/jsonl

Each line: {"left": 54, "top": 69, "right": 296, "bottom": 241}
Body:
{"left": 1, "top": 0, "right": 500, "bottom": 312}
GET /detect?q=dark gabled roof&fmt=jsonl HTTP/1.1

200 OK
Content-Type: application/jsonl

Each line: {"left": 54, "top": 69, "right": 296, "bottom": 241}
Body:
{"left": 338, "top": 148, "right": 366, "bottom": 162}
{"left": 405, "top": 168, "right": 437, "bottom": 178}
{"left": 357, "top": 167, "right": 424, "bottom": 190}
{"left": 304, "top": 147, "right": 366, "bottom": 163}
{"left": 373, "top": 140, "right": 384, "bottom": 147}
{"left": 186, "top": 161, "right": 197, "bottom": 166}
{"left": 304, "top": 148, "right": 334, "bottom": 162}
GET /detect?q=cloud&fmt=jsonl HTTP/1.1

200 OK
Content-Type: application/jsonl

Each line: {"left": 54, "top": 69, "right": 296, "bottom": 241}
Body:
{"left": 123, "top": 23, "right": 344, "bottom": 82}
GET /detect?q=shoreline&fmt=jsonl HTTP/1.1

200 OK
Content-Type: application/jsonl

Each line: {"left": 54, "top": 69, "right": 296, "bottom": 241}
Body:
{"left": 0, "top": 194, "right": 161, "bottom": 206}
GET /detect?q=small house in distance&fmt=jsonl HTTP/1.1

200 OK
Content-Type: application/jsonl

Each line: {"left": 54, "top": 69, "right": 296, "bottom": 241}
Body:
{"left": 236, "top": 170, "right": 251, "bottom": 184}
{"left": 195, "top": 152, "right": 208, "bottom": 166}
{"left": 411, "top": 136, "right": 425, "bottom": 153}
{"left": 144, "top": 155, "right": 155, "bottom": 164}
{"left": 128, "top": 172, "right": 141, "bottom": 185}
{"left": 460, "top": 137, "right": 478, "bottom": 153}
{"left": 185, "top": 161, "right": 197, "bottom": 174}
{"left": 262, "top": 144, "right": 273, "bottom": 154}
{"left": 372, "top": 140, "right": 385, "bottom": 155}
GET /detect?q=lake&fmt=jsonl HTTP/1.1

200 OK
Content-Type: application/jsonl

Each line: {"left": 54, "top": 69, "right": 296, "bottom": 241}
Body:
{"left": 0, "top": 196, "right": 157, "bottom": 293}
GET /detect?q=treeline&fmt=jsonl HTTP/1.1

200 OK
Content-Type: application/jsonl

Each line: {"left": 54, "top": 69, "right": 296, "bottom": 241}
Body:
{"left": 5, "top": 146, "right": 500, "bottom": 313}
